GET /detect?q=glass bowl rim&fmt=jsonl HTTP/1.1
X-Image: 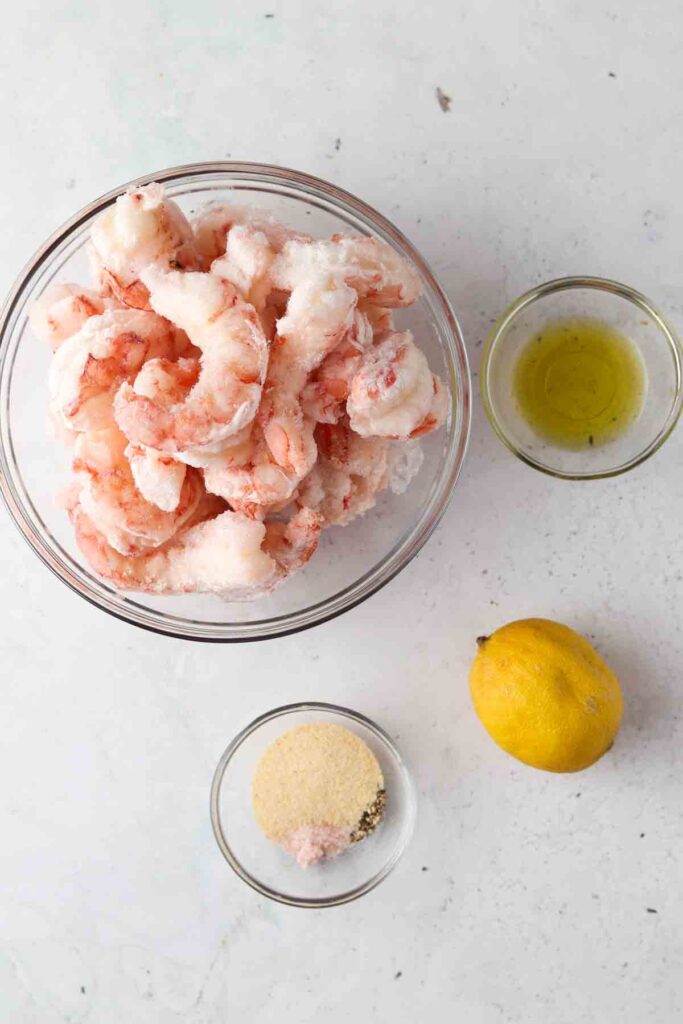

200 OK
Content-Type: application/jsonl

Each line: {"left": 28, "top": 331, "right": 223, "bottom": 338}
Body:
{"left": 209, "top": 701, "right": 417, "bottom": 908}
{"left": 0, "top": 160, "right": 471, "bottom": 641}
{"left": 480, "top": 274, "right": 683, "bottom": 481}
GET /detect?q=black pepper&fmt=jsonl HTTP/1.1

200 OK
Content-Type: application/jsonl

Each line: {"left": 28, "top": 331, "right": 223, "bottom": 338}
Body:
{"left": 350, "top": 788, "right": 386, "bottom": 843}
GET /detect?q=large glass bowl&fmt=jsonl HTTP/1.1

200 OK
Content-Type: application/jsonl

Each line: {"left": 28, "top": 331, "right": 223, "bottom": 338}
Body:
{"left": 0, "top": 162, "right": 470, "bottom": 641}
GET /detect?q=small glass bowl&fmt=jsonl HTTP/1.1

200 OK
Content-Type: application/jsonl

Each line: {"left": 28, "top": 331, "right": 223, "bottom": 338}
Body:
{"left": 0, "top": 162, "right": 470, "bottom": 641}
{"left": 481, "top": 276, "right": 683, "bottom": 479}
{"left": 210, "top": 703, "right": 417, "bottom": 908}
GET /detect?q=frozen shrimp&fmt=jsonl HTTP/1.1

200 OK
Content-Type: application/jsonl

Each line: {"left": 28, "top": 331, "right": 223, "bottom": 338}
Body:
{"left": 29, "top": 283, "right": 107, "bottom": 352}
{"left": 69, "top": 500, "right": 321, "bottom": 596}
{"left": 114, "top": 269, "right": 268, "bottom": 455}
{"left": 258, "top": 274, "right": 359, "bottom": 477}
{"left": 300, "top": 303, "right": 394, "bottom": 424}
{"left": 202, "top": 425, "right": 301, "bottom": 515}
{"left": 73, "top": 426, "right": 204, "bottom": 555}
{"left": 123, "top": 355, "right": 199, "bottom": 409}
{"left": 125, "top": 444, "right": 187, "bottom": 513}
{"left": 347, "top": 331, "right": 448, "bottom": 439}
{"left": 119, "top": 356, "right": 256, "bottom": 470}
{"left": 192, "top": 202, "right": 311, "bottom": 265}
{"left": 270, "top": 236, "right": 421, "bottom": 307}
{"left": 300, "top": 307, "right": 375, "bottom": 423}
{"left": 90, "top": 183, "right": 200, "bottom": 310}
{"left": 33, "top": 191, "right": 449, "bottom": 600}
{"left": 297, "top": 420, "right": 389, "bottom": 527}
{"left": 261, "top": 236, "right": 413, "bottom": 463}
{"left": 49, "top": 308, "right": 180, "bottom": 433}
{"left": 211, "top": 224, "right": 275, "bottom": 311}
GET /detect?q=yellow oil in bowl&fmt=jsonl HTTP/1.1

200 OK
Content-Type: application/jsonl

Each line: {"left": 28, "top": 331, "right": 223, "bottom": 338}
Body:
{"left": 513, "top": 317, "right": 646, "bottom": 449}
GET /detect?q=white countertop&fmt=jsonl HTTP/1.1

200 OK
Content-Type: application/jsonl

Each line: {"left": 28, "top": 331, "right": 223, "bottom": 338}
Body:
{"left": 2, "top": 2, "right": 683, "bottom": 1021}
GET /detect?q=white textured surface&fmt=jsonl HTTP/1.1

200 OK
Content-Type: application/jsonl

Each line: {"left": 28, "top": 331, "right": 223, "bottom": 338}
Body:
{"left": 2, "top": 2, "right": 683, "bottom": 1021}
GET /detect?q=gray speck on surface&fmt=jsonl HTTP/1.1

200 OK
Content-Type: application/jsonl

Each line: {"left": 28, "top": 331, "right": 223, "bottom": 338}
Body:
{"left": 646, "top": 907, "right": 658, "bottom": 914}
{"left": 80, "top": 986, "right": 86, "bottom": 995}
{"left": 334, "top": 137, "right": 341, "bottom": 151}
{"left": 66, "top": 178, "right": 76, "bottom": 189}
{"left": 640, "top": 832, "right": 645, "bottom": 838}
{"left": 395, "top": 971, "right": 403, "bottom": 980}
{"left": 436, "top": 86, "right": 451, "bottom": 112}
{"left": 608, "top": 71, "right": 616, "bottom": 77}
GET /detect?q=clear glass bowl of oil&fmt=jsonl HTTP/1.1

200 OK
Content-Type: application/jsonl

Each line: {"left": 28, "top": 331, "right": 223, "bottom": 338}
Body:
{"left": 481, "top": 277, "right": 683, "bottom": 479}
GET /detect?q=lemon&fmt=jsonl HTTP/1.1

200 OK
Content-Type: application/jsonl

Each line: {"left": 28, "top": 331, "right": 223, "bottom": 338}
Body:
{"left": 469, "top": 618, "right": 623, "bottom": 773}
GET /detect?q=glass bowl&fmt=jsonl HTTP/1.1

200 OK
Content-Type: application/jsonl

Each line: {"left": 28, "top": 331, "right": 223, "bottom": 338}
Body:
{"left": 481, "top": 276, "right": 683, "bottom": 479}
{"left": 0, "top": 162, "right": 470, "bottom": 641}
{"left": 210, "top": 702, "right": 417, "bottom": 908}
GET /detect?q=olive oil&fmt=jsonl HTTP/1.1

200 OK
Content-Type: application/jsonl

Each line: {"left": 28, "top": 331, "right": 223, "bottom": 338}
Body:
{"left": 513, "top": 317, "right": 646, "bottom": 449}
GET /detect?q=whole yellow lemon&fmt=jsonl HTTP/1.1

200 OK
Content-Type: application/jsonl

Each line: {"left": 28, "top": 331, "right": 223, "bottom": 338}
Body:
{"left": 469, "top": 618, "right": 623, "bottom": 773}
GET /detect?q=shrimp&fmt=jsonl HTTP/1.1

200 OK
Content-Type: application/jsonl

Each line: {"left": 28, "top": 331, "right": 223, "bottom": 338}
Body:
{"left": 69, "top": 498, "right": 321, "bottom": 597}
{"left": 37, "top": 195, "right": 449, "bottom": 601}
{"left": 90, "top": 183, "right": 200, "bottom": 309}
{"left": 201, "top": 425, "right": 301, "bottom": 515}
{"left": 29, "top": 283, "right": 107, "bottom": 352}
{"left": 118, "top": 355, "right": 256, "bottom": 471}
{"left": 122, "top": 355, "right": 199, "bottom": 409}
{"left": 118, "top": 355, "right": 197, "bottom": 458}
{"left": 347, "top": 331, "right": 448, "bottom": 440}
{"left": 114, "top": 269, "right": 268, "bottom": 455}
{"left": 192, "top": 202, "right": 310, "bottom": 265}
{"left": 300, "top": 339, "right": 362, "bottom": 424}
{"left": 49, "top": 309, "right": 180, "bottom": 433}
{"left": 258, "top": 275, "right": 358, "bottom": 476}
{"left": 300, "top": 308, "right": 375, "bottom": 424}
{"left": 73, "top": 426, "right": 204, "bottom": 555}
{"left": 125, "top": 444, "right": 187, "bottom": 513}
{"left": 211, "top": 224, "right": 275, "bottom": 311}
{"left": 297, "top": 420, "right": 389, "bottom": 527}
{"left": 260, "top": 239, "right": 411, "bottom": 462}
{"left": 270, "top": 235, "right": 421, "bottom": 307}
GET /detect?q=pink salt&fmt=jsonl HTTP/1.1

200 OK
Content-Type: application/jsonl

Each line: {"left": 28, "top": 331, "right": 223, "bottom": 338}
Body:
{"left": 281, "top": 824, "right": 351, "bottom": 868}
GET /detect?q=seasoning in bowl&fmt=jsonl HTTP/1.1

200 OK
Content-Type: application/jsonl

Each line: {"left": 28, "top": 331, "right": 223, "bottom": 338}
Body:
{"left": 251, "top": 722, "right": 385, "bottom": 867}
